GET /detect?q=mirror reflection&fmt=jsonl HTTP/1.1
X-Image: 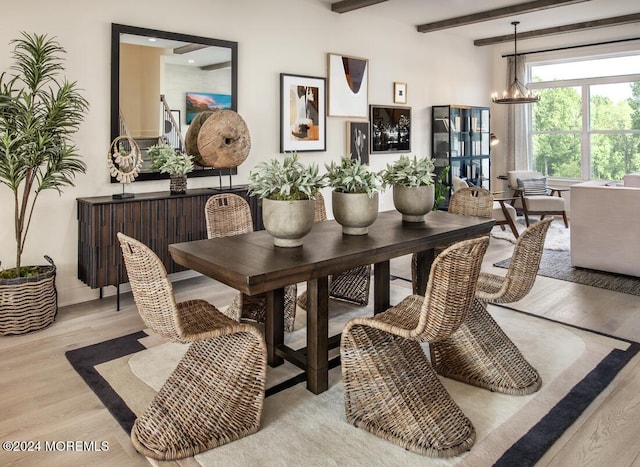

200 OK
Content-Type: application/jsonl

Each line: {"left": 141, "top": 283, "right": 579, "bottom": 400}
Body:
{"left": 110, "top": 23, "right": 238, "bottom": 182}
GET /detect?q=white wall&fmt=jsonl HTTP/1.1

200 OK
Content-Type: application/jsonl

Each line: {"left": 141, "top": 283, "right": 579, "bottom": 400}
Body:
{"left": 0, "top": 0, "right": 511, "bottom": 306}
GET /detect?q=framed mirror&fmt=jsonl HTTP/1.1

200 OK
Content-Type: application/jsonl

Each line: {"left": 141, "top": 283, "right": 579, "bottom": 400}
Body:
{"left": 110, "top": 23, "right": 238, "bottom": 182}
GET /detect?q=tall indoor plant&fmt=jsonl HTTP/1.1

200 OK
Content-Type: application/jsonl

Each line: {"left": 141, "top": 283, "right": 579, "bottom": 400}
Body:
{"left": 248, "top": 151, "right": 326, "bottom": 247}
{"left": 381, "top": 155, "right": 436, "bottom": 222}
{"left": 0, "top": 32, "right": 88, "bottom": 334}
{"left": 325, "top": 156, "right": 383, "bottom": 235}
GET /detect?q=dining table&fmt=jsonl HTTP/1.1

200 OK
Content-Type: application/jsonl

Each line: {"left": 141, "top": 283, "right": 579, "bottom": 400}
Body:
{"left": 169, "top": 209, "right": 494, "bottom": 394}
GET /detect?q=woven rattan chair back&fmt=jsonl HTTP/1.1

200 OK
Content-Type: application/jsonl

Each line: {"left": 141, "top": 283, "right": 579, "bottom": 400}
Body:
{"left": 117, "top": 232, "right": 183, "bottom": 341}
{"left": 448, "top": 187, "right": 493, "bottom": 218}
{"left": 205, "top": 194, "right": 299, "bottom": 329}
{"left": 205, "top": 193, "right": 253, "bottom": 238}
{"left": 476, "top": 217, "right": 552, "bottom": 304}
{"left": 411, "top": 188, "right": 492, "bottom": 294}
{"left": 417, "top": 236, "right": 489, "bottom": 341}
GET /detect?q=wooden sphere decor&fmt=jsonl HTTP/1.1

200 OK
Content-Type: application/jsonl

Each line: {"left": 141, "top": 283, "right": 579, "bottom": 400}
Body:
{"left": 196, "top": 109, "right": 251, "bottom": 169}
{"left": 184, "top": 111, "right": 215, "bottom": 160}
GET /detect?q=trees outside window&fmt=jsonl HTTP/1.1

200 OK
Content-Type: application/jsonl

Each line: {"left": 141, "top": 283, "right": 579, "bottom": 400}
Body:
{"left": 529, "top": 55, "right": 640, "bottom": 181}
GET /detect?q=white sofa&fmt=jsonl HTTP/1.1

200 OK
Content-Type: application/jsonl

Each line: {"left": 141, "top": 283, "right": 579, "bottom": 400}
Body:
{"left": 570, "top": 180, "right": 640, "bottom": 277}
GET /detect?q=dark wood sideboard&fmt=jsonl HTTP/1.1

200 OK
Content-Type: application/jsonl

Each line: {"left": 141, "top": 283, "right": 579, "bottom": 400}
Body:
{"left": 77, "top": 186, "right": 262, "bottom": 308}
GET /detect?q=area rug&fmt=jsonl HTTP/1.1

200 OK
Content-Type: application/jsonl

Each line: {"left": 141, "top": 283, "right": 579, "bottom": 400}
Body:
{"left": 495, "top": 249, "right": 640, "bottom": 296}
{"left": 66, "top": 278, "right": 639, "bottom": 467}
{"left": 491, "top": 217, "right": 570, "bottom": 251}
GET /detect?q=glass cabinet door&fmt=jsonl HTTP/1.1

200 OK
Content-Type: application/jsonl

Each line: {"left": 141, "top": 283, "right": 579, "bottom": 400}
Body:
{"left": 432, "top": 104, "right": 491, "bottom": 208}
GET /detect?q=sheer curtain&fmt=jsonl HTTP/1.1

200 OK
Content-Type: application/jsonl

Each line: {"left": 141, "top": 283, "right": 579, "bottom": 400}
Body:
{"left": 505, "top": 55, "right": 531, "bottom": 171}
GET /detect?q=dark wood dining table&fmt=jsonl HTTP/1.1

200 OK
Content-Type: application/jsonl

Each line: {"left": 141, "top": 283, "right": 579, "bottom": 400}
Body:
{"left": 169, "top": 209, "right": 494, "bottom": 394}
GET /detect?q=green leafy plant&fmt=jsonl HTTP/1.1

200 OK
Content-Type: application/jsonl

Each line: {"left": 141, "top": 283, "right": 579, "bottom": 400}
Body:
{"left": 248, "top": 151, "right": 326, "bottom": 200}
{"left": 147, "top": 143, "right": 193, "bottom": 175}
{"left": 381, "top": 155, "right": 436, "bottom": 187}
{"left": 433, "top": 166, "right": 450, "bottom": 210}
{"left": 159, "top": 152, "right": 194, "bottom": 175}
{"left": 0, "top": 32, "right": 89, "bottom": 278}
{"left": 325, "top": 156, "right": 383, "bottom": 198}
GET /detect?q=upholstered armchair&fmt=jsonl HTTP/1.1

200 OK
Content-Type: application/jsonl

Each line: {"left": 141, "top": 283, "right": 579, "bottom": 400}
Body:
{"left": 507, "top": 170, "right": 568, "bottom": 227}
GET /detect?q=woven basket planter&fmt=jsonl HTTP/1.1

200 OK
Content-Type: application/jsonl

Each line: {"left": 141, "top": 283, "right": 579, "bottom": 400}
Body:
{"left": 0, "top": 256, "right": 58, "bottom": 336}
{"left": 169, "top": 174, "right": 187, "bottom": 194}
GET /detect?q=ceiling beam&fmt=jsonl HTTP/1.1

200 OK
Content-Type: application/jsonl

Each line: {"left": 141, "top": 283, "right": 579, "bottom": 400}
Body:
{"left": 474, "top": 13, "right": 640, "bottom": 46}
{"left": 200, "top": 61, "right": 232, "bottom": 71}
{"left": 331, "top": 0, "right": 389, "bottom": 14}
{"left": 416, "top": 0, "right": 591, "bottom": 33}
{"left": 173, "top": 43, "right": 209, "bottom": 54}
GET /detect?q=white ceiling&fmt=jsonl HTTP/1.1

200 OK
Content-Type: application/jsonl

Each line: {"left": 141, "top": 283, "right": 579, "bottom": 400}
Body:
{"left": 321, "top": 0, "right": 640, "bottom": 42}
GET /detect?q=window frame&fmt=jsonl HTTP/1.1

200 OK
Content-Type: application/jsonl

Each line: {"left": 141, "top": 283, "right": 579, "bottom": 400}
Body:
{"left": 526, "top": 55, "right": 640, "bottom": 182}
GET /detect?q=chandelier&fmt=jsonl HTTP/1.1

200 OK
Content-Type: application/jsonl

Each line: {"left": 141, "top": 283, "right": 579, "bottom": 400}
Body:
{"left": 491, "top": 21, "right": 540, "bottom": 104}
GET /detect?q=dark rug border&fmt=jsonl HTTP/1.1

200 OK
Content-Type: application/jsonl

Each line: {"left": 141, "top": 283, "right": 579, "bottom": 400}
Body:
{"left": 491, "top": 303, "right": 640, "bottom": 466}
{"left": 65, "top": 334, "right": 341, "bottom": 434}
{"left": 66, "top": 306, "right": 639, "bottom": 466}
{"left": 65, "top": 330, "right": 147, "bottom": 433}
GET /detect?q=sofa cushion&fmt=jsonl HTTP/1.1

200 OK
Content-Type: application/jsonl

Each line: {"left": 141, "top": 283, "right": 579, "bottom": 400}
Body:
{"left": 624, "top": 173, "right": 640, "bottom": 188}
{"left": 523, "top": 195, "right": 565, "bottom": 211}
{"left": 517, "top": 177, "right": 548, "bottom": 196}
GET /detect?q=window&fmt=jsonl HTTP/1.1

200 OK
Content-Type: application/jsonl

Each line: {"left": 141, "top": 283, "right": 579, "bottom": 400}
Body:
{"left": 529, "top": 54, "right": 640, "bottom": 181}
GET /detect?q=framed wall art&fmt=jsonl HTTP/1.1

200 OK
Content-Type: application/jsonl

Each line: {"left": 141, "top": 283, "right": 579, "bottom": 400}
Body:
{"left": 370, "top": 105, "right": 411, "bottom": 154}
{"left": 280, "top": 73, "right": 326, "bottom": 152}
{"left": 327, "top": 53, "right": 368, "bottom": 118}
{"left": 393, "top": 82, "right": 407, "bottom": 104}
{"left": 185, "top": 92, "right": 232, "bottom": 124}
{"left": 346, "top": 121, "right": 369, "bottom": 164}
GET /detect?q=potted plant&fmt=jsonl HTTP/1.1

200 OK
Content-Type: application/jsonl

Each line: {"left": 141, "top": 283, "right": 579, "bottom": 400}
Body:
{"left": 381, "top": 155, "right": 436, "bottom": 222}
{"left": 148, "top": 143, "right": 194, "bottom": 194}
{"left": 325, "top": 156, "right": 383, "bottom": 235}
{"left": 248, "top": 152, "right": 326, "bottom": 247}
{"left": 0, "top": 32, "right": 88, "bottom": 335}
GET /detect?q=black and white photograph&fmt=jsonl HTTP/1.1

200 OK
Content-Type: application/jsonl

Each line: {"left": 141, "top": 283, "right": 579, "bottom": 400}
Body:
{"left": 346, "top": 121, "right": 369, "bottom": 163}
{"left": 370, "top": 105, "right": 411, "bottom": 153}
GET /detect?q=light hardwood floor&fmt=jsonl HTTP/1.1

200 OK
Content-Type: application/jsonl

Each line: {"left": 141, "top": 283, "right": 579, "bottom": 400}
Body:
{"left": 1, "top": 235, "right": 639, "bottom": 466}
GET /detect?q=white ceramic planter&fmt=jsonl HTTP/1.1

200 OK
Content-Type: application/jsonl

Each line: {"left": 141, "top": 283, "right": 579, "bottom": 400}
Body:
{"left": 392, "top": 184, "right": 435, "bottom": 222}
{"left": 332, "top": 191, "right": 379, "bottom": 235}
{"left": 262, "top": 198, "right": 315, "bottom": 247}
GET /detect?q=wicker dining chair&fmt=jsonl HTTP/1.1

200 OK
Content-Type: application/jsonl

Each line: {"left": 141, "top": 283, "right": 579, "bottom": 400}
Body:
{"left": 411, "top": 186, "right": 493, "bottom": 294}
{"left": 341, "top": 237, "right": 489, "bottom": 457}
{"left": 117, "top": 233, "right": 267, "bottom": 461}
{"left": 429, "top": 218, "right": 552, "bottom": 395}
{"left": 205, "top": 193, "right": 298, "bottom": 331}
{"left": 296, "top": 191, "right": 371, "bottom": 309}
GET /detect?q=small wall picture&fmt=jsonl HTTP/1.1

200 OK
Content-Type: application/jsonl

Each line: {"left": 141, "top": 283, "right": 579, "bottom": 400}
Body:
{"left": 346, "top": 121, "right": 369, "bottom": 164}
{"left": 370, "top": 105, "right": 411, "bottom": 154}
{"left": 280, "top": 73, "right": 326, "bottom": 152}
{"left": 328, "top": 53, "right": 369, "bottom": 117}
{"left": 186, "top": 92, "right": 232, "bottom": 124}
{"left": 394, "top": 82, "right": 407, "bottom": 104}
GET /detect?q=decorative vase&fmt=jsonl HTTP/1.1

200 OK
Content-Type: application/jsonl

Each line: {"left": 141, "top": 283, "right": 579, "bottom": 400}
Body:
{"left": 332, "top": 191, "right": 379, "bottom": 235}
{"left": 262, "top": 198, "right": 315, "bottom": 247}
{"left": 170, "top": 174, "right": 187, "bottom": 194}
{"left": 0, "top": 256, "right": 57, "bottom": 336}
{"left": 392, "top": 184, "right": 435, "bottom": 222}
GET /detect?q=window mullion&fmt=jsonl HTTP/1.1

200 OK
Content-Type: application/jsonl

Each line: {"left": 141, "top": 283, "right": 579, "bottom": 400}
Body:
{"left": 581, "top": 85, "right": 590, "bottom": 181}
